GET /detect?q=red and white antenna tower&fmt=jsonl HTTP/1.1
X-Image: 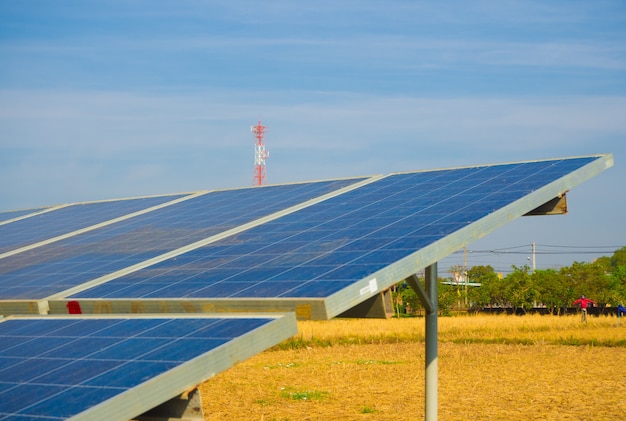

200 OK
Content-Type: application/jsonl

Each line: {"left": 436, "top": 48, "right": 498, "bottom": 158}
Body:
{"left": 251, "top": 120, "right": 269, "bottom": 185}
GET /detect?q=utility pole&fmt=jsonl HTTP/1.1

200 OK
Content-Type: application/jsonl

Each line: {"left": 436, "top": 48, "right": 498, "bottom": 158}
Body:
{"left": 463, "top": 246, "right": 468, "bottom": 307}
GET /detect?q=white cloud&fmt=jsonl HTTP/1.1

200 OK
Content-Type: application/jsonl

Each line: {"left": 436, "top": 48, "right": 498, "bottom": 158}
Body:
{"left": 1, "top": 89, "right": 622, "bottom": 204}
{"left": 2, "top": 89, "right": 625, "bottom": 154}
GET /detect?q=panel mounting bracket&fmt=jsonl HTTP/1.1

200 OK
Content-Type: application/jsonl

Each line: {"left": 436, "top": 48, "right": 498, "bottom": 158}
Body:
{"left": 133, "top": 387, "right": 204, "bottom": 421}
{"left": 338, "top": 289, "right": 394, "bottom": 318}
{"left": 524, "top": 193, "right": 568, "bottom": 216}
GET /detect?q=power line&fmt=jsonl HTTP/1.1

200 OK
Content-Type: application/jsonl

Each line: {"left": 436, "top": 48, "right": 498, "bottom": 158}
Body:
{"left": 436, "top": 243, "right": 625, "bottom": 276}
{"left": 471, "top": 250, "right": 616, "bottom": 255}
{"left": 538, "top": 244, "right": 623, "bottom": 249}
{"left": 456, "top": 244, "right": 623, "bottom": 256}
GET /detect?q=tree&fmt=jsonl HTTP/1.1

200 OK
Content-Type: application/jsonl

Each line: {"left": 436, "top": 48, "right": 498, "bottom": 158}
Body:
{"left": 562, "top": 261, "right": 611, "bottom": 305}
{"left": 483, "top": 272, "right": 508, "bottom": 308}
{"left": 393, "top": 278, "right": 458, "bottom": 316}
{"left": 462, "top": 247, "right": 626, "bottom": 313}
{"left": 610, "top": 246, "right": 626, "bottom": 268}
{"left": 438, "top": 283, "right": 457, "bottom": 316}
{"left": 466, "top": 265, "right": 499, "bottom": 309}
{"left": 394, "top": 282, "right": 420, "bottom": 316}
{"left": 594, "top": 255, "right": 612, "bottom": 271}
{"left": 532, "top": 268, "right": 569, "bottom": 314}
{"left": 503, "top": 265, "right": 539, "bottom": 312}
{"left": 607, "top": 265, "right": 626, "bottom": 305}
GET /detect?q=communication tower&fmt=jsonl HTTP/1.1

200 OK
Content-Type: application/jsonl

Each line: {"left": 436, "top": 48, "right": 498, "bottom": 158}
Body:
{"left": 251, "top": 120, "right": 269, "bottom": 185}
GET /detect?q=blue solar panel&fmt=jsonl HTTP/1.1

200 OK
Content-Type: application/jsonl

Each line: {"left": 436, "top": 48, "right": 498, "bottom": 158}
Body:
{"left": 0, "top": 314, "right": 296, "bottom": 420}
{"left": 0, "top": 195, "right": 188, "bottom": 255}
{"left": 0, "top": 208, "right": 47, "bottom": 224}
{"left": 71, "top": 156, "right": 604, "bottom": 308}
{"left": 0, "top": 178, "right": 366, "bottom": 300}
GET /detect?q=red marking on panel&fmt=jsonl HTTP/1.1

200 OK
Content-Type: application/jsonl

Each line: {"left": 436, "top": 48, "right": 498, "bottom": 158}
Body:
{"left": 66, "top": 300, "right": 82, "bottom": 314}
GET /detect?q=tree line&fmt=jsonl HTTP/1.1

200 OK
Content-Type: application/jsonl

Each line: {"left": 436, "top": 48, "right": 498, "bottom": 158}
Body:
{"left": 396, "top": 246, "right": 626, "bottom": 316}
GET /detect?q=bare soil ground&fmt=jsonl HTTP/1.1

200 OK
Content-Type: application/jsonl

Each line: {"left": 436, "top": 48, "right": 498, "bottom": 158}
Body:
{"left": 200, "top": 316, "right": 626, "bottom": 420}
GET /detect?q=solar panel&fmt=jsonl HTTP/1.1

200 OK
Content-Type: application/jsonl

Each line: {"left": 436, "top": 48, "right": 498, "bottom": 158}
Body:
{"left": 0, "top": 154, "right": 613, "bottom": 421}
{"left": 0, "top": 207, "right": 48, "bottom": 224}
{"left": 0, "top": 194, "right": 190, "bottom": 256}
{"left": 52, "top": 155, "right": 612, "bottom": 320}
{"left": 0, "top": 178, "right": 367, "bottom": 309}
{"left": 0, "top": 313, "right": 297, "bottom": 420}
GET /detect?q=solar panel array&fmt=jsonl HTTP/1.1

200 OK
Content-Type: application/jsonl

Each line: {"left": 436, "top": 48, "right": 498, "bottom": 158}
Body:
{"left": 0, "top": 194, "right": 188, "bottom": 255}
{"left": 70, "top": 158, "right": 598, "bottom": 313}
{"left": 0, "top": 313, "right": 297, "bottom": 420}
{"left": 1, "top": 154, "right": 609, "bottom": 319}
{"left": 0, "top": 154, "right": 613, "bottom": 420}
{"left": 0, "top": 178, "right": 366, "bottom": 305}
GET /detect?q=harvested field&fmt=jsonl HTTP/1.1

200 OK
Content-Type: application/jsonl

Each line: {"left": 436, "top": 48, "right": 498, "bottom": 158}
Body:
{"left": 200, "top": 315, "right": 626, "bottom": 420}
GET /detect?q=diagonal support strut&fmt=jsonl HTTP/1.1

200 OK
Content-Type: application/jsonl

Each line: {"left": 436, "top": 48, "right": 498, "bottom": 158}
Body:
{"left": 406, "top": 273, "right": 433, "bottom": 314}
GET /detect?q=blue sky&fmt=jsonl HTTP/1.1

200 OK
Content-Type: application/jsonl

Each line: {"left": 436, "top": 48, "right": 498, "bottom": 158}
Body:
{"left": 1, "top": 1, "right": 624, "bottom": 273}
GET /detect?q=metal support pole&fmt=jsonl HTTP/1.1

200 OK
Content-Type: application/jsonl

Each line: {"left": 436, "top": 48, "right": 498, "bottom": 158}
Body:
{"left": 425, "top": 263, "right": 438, "bottom": 421}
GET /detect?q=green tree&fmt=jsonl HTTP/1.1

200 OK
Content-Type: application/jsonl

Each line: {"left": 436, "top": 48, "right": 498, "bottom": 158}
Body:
{"left": 532, "top": 268, "right": 569, "bottom": 314}
{"left": 503, "top": 265, "right": 539, "bottom": 312}
{"left": 437, "top": 283, "right": 457, "bottom": 316}
{"left": 393, "top": 278, "right": 458, "bottom": 316}
{"left": 607, "top": 265, "right": 626, "bottom": 305}
{"left": 610, "top": 246, "right": 626, "bottom": 268}
{"left": 396, "top": 283, "right": 420, "bottom": 316}
{"left": 483, "top": 271, "right": 508, "bottom": 308}
{"left": 467, "top": 265, "right": 499, "bottom": 309}
{"left": 594, "top": 255, "right": 612, "bottom": 271}
{"left": 561, "top": 261, "right": 611, "bottom": 305}
{"left": 461, "top": 247, "right": 626, "bottom": 313}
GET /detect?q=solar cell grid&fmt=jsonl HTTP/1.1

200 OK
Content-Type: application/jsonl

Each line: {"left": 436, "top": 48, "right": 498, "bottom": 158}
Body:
{"left": 0, "top": 195, "right": 189, "bottom": 255}
{"left": 0, "top": 314, "right": 297, "bottom": 420}
{"left": 70, "top": 157, "right": 601, "bottom": 308}
{"left": 0, "top": 208, "right": 47, "bottom": 224}
{"left": 0, "top": 178, "right": 366, "bottom": 301}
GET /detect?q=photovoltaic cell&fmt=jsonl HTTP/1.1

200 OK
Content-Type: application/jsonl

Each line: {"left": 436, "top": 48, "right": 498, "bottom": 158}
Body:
{"left": 68, "top": 156, "right": 608, "bottom": 319}
{"left": 0, "top": 208, "right": 47, "bottom": 224}
{"left": 0, "top": 314, "right": 297, "bottom": 420}
{"left": 0, "top": 195, "right": 189, "bottom": 255}
{"left": 0, "top": 178, "right": 366, "bottom": 300}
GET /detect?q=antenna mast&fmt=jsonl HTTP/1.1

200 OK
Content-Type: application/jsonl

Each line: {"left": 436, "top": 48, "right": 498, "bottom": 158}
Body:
{"left": 251, "top": 120, "right": 269, "bottom": 185}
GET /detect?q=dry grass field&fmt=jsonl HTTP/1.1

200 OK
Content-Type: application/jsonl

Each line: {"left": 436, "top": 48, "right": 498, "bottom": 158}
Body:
{"left": 200, "top": 314, "right": 626, "bottom": 420}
